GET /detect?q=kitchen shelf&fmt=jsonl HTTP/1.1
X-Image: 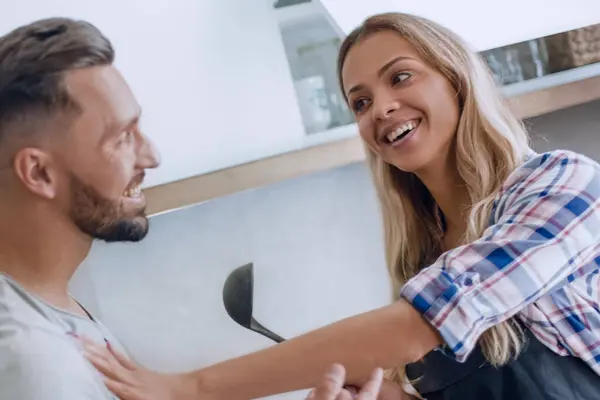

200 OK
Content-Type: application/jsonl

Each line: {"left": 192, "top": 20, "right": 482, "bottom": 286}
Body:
{"left": 292, "top": 62, "right": 600, "bottom": 152}
{"left": 502, "top": 62, "right": 600, "bottom": 98}
{"left": 144, "top": 66, "right": 600, "bottom": 217}
{"left": 274, "top": 1, "right": 322, "bottom": 27}
{"left": 276, "top": 1, "right": 354, "bottom": 138}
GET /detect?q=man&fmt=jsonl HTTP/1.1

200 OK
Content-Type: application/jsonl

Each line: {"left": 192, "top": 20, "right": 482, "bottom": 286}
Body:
{"left": 0, "top": 17, "right": 388, "bottom": 400}
{"left": 0, "top": 17, "right": 160, "bottom": 400}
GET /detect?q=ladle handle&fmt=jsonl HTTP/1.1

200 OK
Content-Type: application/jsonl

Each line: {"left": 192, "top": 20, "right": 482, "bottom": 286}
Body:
{"left": 252, "top": 318, "right": 286, "bottom": 343}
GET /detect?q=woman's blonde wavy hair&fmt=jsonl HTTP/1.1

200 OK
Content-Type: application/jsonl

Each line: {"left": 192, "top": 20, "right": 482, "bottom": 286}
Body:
{"left": 337, "top": 13, "right": 533, "bottom": 384}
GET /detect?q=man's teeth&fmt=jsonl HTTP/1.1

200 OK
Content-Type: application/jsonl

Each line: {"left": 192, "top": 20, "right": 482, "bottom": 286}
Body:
{"left": 123, "top": 185, "right": 141, "bottom": 198}
{"left": 386, "top": 120, "right": 418, "bottom": 143}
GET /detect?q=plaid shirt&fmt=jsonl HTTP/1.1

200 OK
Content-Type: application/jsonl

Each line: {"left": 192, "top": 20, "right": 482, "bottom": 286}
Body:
{"left": 401, "top": 150, "right": 600, "bottom": 374}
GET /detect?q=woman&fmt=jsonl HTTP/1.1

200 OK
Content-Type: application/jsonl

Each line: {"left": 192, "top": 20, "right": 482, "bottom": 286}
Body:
{"left": 82, "top": 12, "right": 600, "bottom": 399}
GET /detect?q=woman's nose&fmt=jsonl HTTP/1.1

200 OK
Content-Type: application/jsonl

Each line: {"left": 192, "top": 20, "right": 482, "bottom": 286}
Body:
{"left": 373, "top": 95, "right": 401, "bottom": 121}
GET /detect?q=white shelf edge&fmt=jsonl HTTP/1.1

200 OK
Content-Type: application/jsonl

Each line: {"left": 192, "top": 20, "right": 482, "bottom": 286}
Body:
{"left": 502, "top": 62, "right": 600, "bottom": 98}
{"left": 303, "top": 123, "right": 358, "bottom": 147}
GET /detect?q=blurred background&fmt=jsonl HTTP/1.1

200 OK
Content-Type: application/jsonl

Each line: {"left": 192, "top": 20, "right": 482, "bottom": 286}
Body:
{"left": 3, "top": 0, "right": 600, "bottom": 398}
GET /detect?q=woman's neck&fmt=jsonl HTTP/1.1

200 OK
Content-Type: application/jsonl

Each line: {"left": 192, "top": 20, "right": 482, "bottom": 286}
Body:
{"left": 417, "top": 162, "right": 470, "bottom": 240}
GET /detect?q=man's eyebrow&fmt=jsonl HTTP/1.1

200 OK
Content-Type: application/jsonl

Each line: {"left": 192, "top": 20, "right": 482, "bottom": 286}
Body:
{"left": 101, "top": 108, "right": 142, "bottom": 139}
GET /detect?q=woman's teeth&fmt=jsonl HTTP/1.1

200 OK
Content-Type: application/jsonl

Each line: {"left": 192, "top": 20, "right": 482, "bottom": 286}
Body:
{"left": 386, "top": 120, "right": 418, "bottom": 143}
{"left": 123, "top": 184, "right": 141, "bottom": 198}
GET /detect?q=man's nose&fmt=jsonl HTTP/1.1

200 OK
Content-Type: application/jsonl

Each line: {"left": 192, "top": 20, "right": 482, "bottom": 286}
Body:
{"left": 137, "top": 133, "right": 161, "bottom": 170}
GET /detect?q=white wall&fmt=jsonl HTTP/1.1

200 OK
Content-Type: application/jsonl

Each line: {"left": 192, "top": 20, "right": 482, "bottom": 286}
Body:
{"left": 2, "top": 0, "right": 306, "bottom": 188}
{"left": 72, "top": 158, "right": 391, "bottom": 399}
{"left": 70, "top": 99, "right": 600, "bottom": 399}
{"left": 527, "top": 100, "right": 600, "bottom": 155}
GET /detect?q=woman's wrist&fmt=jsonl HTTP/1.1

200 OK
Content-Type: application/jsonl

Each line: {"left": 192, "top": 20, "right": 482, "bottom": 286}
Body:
{"left": 180, "top": 370, "right": 217, "bottom": 400}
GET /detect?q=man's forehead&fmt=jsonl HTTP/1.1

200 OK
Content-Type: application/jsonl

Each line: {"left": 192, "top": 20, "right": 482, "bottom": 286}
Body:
{"left": 64, "top": 65, "right": 140, "bottom": 126}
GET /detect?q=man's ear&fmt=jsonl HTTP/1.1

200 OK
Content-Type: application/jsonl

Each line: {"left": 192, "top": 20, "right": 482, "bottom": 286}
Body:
{"left": 13, "top": 147, "right": 60, "bottom": 200}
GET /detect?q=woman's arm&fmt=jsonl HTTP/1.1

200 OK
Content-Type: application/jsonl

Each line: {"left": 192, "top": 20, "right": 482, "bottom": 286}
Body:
{"left": 400, "top": 151, "right": 600, "bottom": 361}
{"left": 83, "top": 301, "right": 438, "bottom": 400}
{"left": 196, "top": 300, "right": 440, "bottom": 399}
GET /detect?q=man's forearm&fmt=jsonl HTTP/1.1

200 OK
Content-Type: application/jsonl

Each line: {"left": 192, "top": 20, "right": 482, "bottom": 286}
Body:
{"left": 192, "top": 300, "right": 441, "bottom": 400}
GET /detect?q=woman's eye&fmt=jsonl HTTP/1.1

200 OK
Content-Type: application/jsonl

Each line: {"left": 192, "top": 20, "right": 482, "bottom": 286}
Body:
{"left": 352, "top": 98, "right": 370, "bottom": 113}
{"left": 391, "top": 72, "right": 412, "bottom": 85}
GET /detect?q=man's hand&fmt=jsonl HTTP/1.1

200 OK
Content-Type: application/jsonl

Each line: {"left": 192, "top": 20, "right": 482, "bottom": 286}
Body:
{"left": 309, "top": 364, "right": 415, "bottom": 400}
{"left": 308, "top": 364, "right": 384, "bottom": 400}
{"left": 378, "top": 379, "right": 416, "bottom": 400}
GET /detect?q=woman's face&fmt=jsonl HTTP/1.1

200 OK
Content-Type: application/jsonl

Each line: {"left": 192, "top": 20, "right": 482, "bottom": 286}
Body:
{"left": 341, "top": 31, "right": 460, "bottom": 175}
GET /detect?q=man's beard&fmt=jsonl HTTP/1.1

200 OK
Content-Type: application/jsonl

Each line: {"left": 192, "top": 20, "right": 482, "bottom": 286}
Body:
{"left": 67, "top": 173, "right": 149, "bottom": 242}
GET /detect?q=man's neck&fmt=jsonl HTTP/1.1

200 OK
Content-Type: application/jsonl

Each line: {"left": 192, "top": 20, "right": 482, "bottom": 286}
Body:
{"left": 0, "top": 205, "right": 92, "bottom": 310}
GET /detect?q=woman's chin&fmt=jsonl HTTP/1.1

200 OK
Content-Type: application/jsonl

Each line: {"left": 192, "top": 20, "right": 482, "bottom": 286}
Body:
{"left": 386, "top": 158, "right": 428, "bottom": 175}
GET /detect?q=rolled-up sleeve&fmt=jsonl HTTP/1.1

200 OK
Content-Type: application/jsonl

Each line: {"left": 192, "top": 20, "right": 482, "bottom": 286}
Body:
{"left": 400, "top": 151, "right": 600, "bottom": 361}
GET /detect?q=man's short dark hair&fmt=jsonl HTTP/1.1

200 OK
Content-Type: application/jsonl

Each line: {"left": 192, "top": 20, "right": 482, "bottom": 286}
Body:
{"left": 0, "top": 18, "right": 114, "bottom": 142}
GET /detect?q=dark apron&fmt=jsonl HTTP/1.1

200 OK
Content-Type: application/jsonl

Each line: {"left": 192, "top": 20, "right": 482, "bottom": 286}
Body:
{"left": 405, "top": 328, "right": 600, "bottom": 399}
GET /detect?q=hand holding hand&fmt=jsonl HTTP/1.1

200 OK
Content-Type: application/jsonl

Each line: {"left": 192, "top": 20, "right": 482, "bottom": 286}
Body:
{"left": 307, "top": 364, "right": 384, "bottom": 400}
{"left": 308, "top": 364, "right": 415, "bottom": 400}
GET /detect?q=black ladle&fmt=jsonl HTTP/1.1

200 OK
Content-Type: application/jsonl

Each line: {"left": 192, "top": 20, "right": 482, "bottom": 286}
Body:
{"left": 222, "top": 263, "right": 360, "bottom": 393}
{"left": 222, "top": 263, "right": 286, "bottom": 343}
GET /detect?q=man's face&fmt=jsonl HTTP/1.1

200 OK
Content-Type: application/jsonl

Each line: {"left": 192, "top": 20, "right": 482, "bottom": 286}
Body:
{"left": 56, "top": 65, "right": 160, "bottom": 242}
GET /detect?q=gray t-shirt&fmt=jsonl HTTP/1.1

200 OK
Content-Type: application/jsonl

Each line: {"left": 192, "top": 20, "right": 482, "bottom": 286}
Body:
{"left": 0, "top": 273, "right": 127, "bottom": 400}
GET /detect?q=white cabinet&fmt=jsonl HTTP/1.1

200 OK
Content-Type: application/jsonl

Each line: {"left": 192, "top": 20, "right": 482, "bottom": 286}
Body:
{"left": 317, "top": 0, "right": 600, "bottom": 51}
{"left": 271, "top": 1, "right": 357, "bottom": 147}
{"left": 2, "top": 0, "right": 309, "bottom": 188}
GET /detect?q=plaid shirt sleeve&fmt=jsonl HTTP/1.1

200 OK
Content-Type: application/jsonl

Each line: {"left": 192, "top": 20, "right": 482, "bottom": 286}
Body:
{"left": 400, "top": 150, "right": 600, "bottom": 362}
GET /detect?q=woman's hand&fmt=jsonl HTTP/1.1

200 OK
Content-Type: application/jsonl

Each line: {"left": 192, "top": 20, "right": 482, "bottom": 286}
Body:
{"left": 81, "top": 338, "right": 196, "bottom": 400}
